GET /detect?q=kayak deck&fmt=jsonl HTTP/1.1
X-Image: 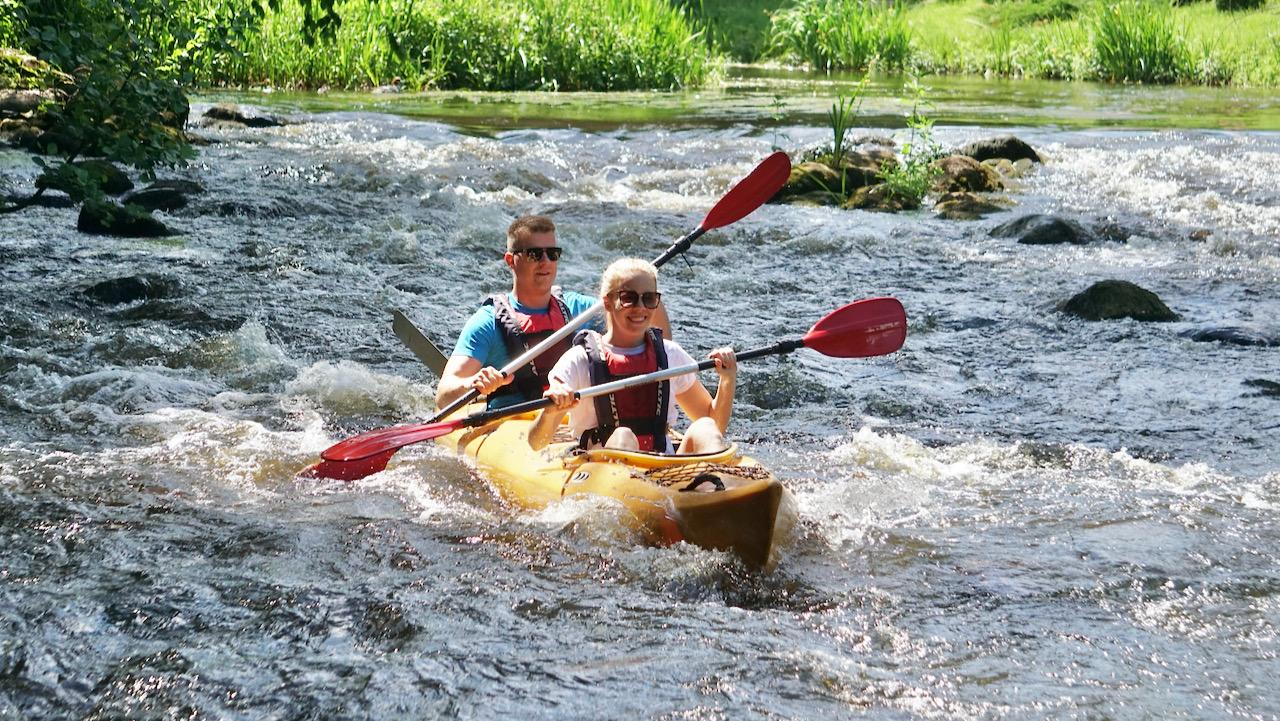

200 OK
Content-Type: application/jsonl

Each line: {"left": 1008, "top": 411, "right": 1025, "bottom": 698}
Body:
{"left": 436, "top": 409, "right": 795, "bottom": 569}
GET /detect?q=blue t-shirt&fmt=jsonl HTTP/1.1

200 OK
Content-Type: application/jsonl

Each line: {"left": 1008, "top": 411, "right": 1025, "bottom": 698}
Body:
{"left": 452, "top": 289, "right": 603, "bottom": 409}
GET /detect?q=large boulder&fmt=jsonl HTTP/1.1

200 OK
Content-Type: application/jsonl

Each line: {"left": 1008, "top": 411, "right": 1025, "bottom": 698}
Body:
{"left": 931, "top": 155, "right": 1003, "bottom": 193}
{"left": 956, "top": 135, "right": 1042, "bottom": 164}
{"left": 0, "top": 89, "right": 53, "bottom": 116}
{"left": 838, "top": 147, "right": 896, "bottom": 190}
{"left": 78, "top": 199, "right": 174, "bottom": 237}
{"left": 1060, "top": 280, "right": 1179, "bottom": 322}
{"left": 772, "top": 149, "right": 896, "bottom": 203}
{"left": 777, "top": 161, "right": 841, "bottom": 198}
{"left": 992, "top": 214, "right": 1097, "bottom": 245}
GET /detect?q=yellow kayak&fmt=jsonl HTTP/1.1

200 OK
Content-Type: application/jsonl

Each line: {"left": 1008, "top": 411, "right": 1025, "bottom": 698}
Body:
{"left": 435, "top": 408, "right": 796, "bottom": 569}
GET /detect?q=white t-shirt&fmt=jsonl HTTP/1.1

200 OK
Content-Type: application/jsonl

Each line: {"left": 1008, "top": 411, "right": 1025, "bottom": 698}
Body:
{"left": 548, "top": 335, "right": 698, "bottom": 446}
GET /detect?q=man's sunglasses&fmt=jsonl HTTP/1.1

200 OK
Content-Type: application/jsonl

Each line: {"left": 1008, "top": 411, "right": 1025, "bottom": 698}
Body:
{"left": 512, "top": 247, "right": 563, "bottom": 262}
{"left": 609, "top": 290, "right": 662, "bottom": 309}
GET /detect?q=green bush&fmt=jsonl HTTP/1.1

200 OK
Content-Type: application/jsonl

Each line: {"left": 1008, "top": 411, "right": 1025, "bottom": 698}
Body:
{"left": 0, "top": 0, "right": 21, "bottom": 48}
{"left": 880, "top": 77, "right": 942, "bottom": 207}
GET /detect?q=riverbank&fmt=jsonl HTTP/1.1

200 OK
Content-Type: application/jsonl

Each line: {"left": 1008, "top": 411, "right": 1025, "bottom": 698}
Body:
{"left": 195, "top": 0, "right": 718, "bottom": 92}
{"left": 703, "top": 0, "right": 1280, "bottom": 87}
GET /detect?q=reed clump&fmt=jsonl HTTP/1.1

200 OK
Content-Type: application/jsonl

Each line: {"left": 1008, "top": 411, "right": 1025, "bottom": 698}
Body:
{"left": 198, "top": 0, "right": 713, "bottom": 91}
{"left": 768, "top": 0, "right": 912, "bottom": 71}
{"left": 1093, "top": 1, "right": 1192, "bottom": 83}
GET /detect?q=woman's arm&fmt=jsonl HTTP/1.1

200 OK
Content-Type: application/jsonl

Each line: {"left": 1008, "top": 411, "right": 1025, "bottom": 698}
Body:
{"left": 527, "top": 383, "right": 578, "bottom": 451}
{"left": 674, "top": 347, "right": 736, "bottom": 433}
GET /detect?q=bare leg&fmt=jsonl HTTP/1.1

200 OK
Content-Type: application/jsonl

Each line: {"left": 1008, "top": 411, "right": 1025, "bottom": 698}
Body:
{"left": 677, "top": 417, "right": 727, "bottom": 455}
{"left": 605, "top": 426, "right": 641, "bottom": 451}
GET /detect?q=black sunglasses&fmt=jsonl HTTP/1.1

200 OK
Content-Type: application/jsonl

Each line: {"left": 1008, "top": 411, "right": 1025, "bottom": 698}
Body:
{"left": 609, "top": 290, "right": 662, "bottom": 309}
{"left": 513, "top": 246, "right": 563, "bottom": 262}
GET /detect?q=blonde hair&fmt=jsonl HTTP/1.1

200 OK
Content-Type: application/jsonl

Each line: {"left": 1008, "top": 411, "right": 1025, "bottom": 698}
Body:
{"left": 599, "top": 258, "right": 658, "bottom": 298}
{"left": 506, "top": 215, "right": 556, "bottom": 251}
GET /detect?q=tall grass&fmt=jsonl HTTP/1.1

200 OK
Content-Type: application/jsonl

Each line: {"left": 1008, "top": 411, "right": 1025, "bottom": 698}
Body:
{"left": 769, "top": 0, "right": 913, "bottom": 71}
{"left": 1093, "top": 0, "right": 1192, "bottom": 83}
{"left": 200, "top": 0, "right": 713, "bottom": 91}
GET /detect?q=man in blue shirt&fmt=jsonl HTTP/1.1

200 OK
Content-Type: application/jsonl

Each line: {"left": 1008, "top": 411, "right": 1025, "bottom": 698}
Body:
{"left": 436, "top": 215, "right": 670, "bottom": 410}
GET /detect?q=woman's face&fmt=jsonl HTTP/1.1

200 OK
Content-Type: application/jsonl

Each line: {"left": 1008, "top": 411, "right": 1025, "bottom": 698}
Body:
{"left": 604, "top": 271, "right": 659, "bottom": 338}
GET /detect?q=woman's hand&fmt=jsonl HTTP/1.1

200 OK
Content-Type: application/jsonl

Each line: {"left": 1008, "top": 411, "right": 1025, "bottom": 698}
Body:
{"left": 708, "top": 347, "right": 737, "bottom": 384}
{"left": 543, "top": 383, "right": 579, "bottom": 410}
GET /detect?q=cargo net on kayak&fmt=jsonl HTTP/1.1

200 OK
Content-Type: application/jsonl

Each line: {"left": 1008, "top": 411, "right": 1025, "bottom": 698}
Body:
{"left": 641, "top": 462, "right": 772, "bottom": 491}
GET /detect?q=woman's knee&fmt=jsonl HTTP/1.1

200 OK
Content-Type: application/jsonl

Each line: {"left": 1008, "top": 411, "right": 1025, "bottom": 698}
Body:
{"left": 679, "top": 417, "right": 726, "bottom": 454}
{"left": 605, "top": 426, "right": 640, "bottom": 451}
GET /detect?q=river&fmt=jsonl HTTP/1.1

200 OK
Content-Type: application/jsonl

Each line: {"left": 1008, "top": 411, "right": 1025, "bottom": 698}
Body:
{"left": 2, "top": 69, "right": 1278, "bottom": 719}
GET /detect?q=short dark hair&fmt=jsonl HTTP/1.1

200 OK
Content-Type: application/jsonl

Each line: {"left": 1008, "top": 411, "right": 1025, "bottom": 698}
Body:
{"left": 507, "top": 215, "right": 556, "bottom": 251}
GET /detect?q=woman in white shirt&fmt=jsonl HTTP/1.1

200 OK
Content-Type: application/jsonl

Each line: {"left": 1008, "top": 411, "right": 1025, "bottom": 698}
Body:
{"left": 527, "top": 258, "right": 736, "bottom": 454}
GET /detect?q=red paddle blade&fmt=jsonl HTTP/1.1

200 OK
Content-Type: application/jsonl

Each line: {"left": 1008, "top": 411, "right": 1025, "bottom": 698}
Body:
{"left": 802, "top": 297, "right": 907, "bottom": 357}
{"left": 700, "top": 151, "right": 791, "bottom": 231}
{"left": 320, "top": 418, "right": 466, "bottom": 463}
{"left": 300, "top": 450, "right": 395, "bottom": 481}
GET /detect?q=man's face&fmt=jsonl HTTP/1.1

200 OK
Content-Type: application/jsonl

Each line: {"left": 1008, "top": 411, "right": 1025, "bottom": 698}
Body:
{"left": 506, "top": 230, "right": 559, "bottom": 296}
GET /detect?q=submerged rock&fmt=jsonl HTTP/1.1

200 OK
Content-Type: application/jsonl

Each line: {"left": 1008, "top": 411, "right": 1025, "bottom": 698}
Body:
{"left": 121, "top": 179, "right": 204, "bottom": 212}
{"left": 1244, "top": 379, "right": 1280, "bottom": 397}
{"left": 992, "top": 214, "right": 1097, "bottom": 245}
{"left": 1060, "top": 280, "right": 1179, "bottom": 322}
{"left": 84, "top": 274, "right": 181, "bottom": 305}
{"left": 1179, "top": 325, "right": 1279, "bottom": 347}
{"left": 934, "top": 191, "right": 1013, "bottom": 220}
{"left": 200, "top": 104, "right": 286, "bottom": 128}
{"left": 956, "top": 135, "right": 1042, "bottom": 164}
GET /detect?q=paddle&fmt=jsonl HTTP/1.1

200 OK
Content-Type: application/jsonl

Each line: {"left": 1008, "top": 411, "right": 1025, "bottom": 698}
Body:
{"left": 302, "top": 296, "right": 906, "bottom": 481}
{"left": 392, "top": 310, "right": 449, "bottom": 378}
{"left": 428, "top": 151, "right": 792, "bottom": 424}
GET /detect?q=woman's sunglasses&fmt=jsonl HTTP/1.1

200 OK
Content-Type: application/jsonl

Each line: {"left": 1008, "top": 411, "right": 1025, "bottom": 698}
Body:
{"left": 609, "top": 290, "right": 662, "bottom": 309}
{"left": 513, "top": 247, "right": 563, "bottom": 262}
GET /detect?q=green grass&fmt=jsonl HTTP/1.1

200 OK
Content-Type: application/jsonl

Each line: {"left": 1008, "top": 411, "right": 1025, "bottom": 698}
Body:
{"left": 198, "top": 0, "right": 715, "bottom": 91}
{"left": 905, "top": 0, "right": 1280, "bottom": 85}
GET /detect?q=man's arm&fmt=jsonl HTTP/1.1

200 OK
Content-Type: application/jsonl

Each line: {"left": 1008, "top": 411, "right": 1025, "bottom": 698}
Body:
{"left": 435, "top": 355, "right": 511, "bottom": 409}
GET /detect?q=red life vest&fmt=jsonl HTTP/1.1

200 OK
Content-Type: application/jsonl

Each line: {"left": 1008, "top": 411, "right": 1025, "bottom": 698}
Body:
{"left": 579, "top": 329, "right": 671, "bottom": 452}
{"left": 485, "top": 291, "right": 572, "bottom": 405}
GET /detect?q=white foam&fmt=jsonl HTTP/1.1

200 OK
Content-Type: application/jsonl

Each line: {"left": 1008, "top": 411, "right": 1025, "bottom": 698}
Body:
{"left": 284, "top": 360, "right": 434, "bottom": 416}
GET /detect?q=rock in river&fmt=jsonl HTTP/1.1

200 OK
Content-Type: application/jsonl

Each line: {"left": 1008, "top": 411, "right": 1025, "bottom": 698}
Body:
{"left": 1061, "top": 280, "right": 1179, "bottom": 322}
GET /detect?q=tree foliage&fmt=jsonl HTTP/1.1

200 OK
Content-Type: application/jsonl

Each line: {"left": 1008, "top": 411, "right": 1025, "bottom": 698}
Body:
{"left": 1, "top": 0, "right": 327, "bottom": 214}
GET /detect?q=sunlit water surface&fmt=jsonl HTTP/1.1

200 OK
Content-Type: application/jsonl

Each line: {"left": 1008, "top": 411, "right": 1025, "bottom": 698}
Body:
{"left": 2, "top": 73, "right": 1279, "bottom": 719}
